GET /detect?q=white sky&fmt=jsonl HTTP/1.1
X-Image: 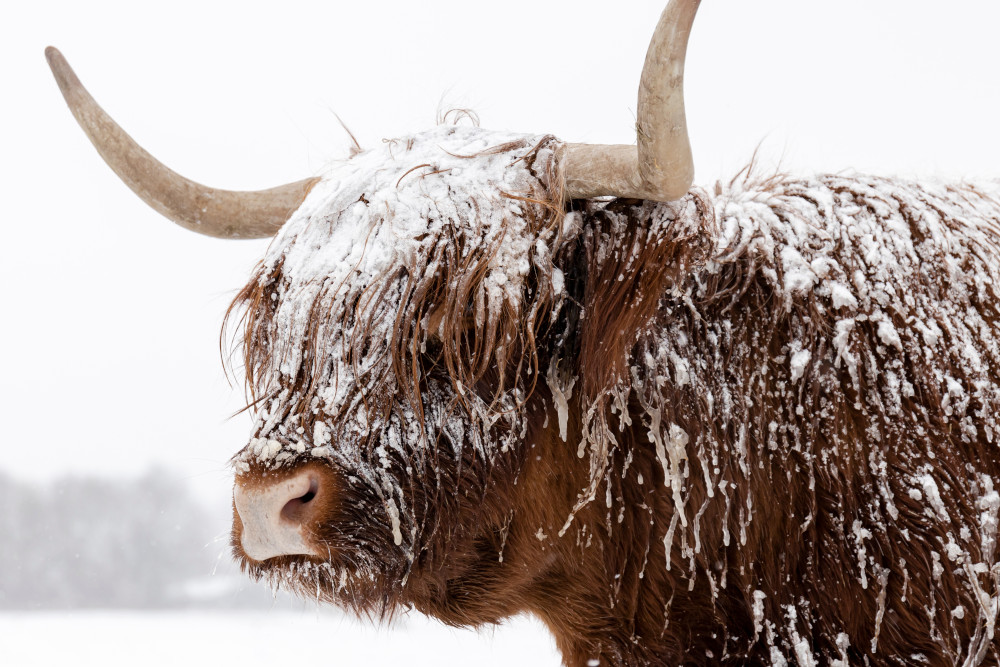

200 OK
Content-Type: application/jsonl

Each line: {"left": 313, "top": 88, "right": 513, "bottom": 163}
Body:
{"left": 3, "top": 0, "right": 1000, "bottom": 660}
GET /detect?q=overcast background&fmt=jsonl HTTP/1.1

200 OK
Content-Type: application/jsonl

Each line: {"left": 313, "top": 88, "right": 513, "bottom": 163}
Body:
{"left": 3, "top": 0, "right": 1000, "bottom": 664}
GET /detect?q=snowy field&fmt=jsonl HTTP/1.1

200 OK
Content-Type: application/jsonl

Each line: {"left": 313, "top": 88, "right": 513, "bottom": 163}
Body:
{"left": 0, "top": 610, "right": 560, "bottom": 666}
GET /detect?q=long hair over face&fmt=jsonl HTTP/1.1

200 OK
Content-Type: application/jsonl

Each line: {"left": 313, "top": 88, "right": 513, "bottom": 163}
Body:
{"left": 224, "top": 127, "right": 568, "bottom": 609}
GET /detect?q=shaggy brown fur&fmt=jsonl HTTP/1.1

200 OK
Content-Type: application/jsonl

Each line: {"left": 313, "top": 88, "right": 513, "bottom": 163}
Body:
{"left": 228, "top": 130, "right": 1000, "bottom": 666}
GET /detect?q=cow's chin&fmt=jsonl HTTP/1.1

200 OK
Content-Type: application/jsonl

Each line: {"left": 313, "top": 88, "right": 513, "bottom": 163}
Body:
{"left": 231, "top": 459, "right": 415, "bottom": 615}
{"left": 237, "top": 531, "right": 419, "bottom": 614}
{"left": 239, "top": 551, "right": 403, "bottom": 614}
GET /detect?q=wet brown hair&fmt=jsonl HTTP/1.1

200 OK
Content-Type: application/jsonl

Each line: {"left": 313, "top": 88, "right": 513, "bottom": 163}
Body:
{"left": 229, "top": 156, "right": 1000, "bottom": 665}
{"left": 225, "top": 135, "right": 567, "bottom": 441}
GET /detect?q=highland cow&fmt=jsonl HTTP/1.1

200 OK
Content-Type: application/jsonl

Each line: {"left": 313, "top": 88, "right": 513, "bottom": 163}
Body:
{"left": 47, "top": 1, "right": 1000, "bottom": 665}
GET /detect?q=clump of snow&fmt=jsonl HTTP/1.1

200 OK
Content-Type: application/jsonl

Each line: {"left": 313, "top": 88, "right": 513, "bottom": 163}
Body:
{"left": 831, "top": 633, "right": 851, "bottom": 667}
{"left": 920, "top": 474, "right": 949, "bottom": 523}
{"left": 752, "top": 590, "right": 767, "bottom": 640}
{"left": 876, "top": 319, "right": 902, "bottom": 350}
{"left": 546, "top": 357, "right": 576, "bottom": 443}
{"left": 781, "top": 245, "right": 817, "bottom": 296}
{"left": 789, "top": 346, "right": 811, "bottom": 383}
{"left": 829, "top": 282, "right": 857, "bottom": 309}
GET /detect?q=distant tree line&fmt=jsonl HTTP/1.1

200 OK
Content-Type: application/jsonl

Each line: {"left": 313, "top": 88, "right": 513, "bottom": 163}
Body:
{"left": 0, "top": 468, "right": 285, "bottom": 609}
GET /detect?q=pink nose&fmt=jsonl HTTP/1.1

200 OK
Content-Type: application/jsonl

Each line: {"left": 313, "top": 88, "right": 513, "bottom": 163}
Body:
{"left": 234, "top": 469, "right": 324, "bottom": 561}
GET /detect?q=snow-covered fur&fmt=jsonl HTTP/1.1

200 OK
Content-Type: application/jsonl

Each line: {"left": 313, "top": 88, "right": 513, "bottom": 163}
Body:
{"left": 571, "top": 175, "right": 1000, "bottom": 665}
{"left": 229, "top": 127, "right": 1000, "bottom": 666}
{"left": 229, "top": 126, "right": 567, "bottom": 613}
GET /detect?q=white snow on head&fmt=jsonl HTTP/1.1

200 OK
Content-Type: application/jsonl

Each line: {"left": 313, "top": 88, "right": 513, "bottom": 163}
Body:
{"left": 231, "top": 125, "right": 566, "bottom": 555}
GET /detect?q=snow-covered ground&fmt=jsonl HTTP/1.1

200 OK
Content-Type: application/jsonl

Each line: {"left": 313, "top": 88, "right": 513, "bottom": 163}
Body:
{"left": 0, "top": 609, "right": 561, "bottom": 667}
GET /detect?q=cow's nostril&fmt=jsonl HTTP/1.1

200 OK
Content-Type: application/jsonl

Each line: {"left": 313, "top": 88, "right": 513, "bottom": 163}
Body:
{"left": 281, "top": 475, "right": 319, "bottom": 522}
{"left": 301, "top": 476, "right": 319, "bottom": 503}
{"left": 234, "top": 467, "right": 328, "bottom": 560}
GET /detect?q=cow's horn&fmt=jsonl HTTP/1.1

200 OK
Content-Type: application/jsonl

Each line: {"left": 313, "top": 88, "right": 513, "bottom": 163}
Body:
{"left": 562, "top": 0, "right": 699, "bottom": 201}
{"left": 45, "top": 47, "right": 318, "bottom": 239}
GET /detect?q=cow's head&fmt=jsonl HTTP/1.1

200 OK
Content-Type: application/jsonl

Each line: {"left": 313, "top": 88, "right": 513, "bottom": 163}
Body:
{"left": 46, "top": 0, "right": 699, "bottom": 617}
{"left": 227, "top": 127, "right": 572, "bottom": 611}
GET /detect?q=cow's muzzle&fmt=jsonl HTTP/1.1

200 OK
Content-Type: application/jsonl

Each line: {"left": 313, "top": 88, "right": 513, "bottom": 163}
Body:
{"left": 233, "top": 466, "right": 327, "bottom": 561}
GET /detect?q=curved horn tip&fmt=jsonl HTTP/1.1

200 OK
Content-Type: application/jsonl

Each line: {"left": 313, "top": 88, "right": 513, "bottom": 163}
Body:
{"left": 43, "top": 45, "right": 316, "bottom": 239}
{"left": 44, "top": 46, "right": 71, "bottom": 80}
{"left": 45, "top": 47, "right": 65, "bottom": 80}
{"left": 45, "top": 46, "right": 86, "bottom": 105}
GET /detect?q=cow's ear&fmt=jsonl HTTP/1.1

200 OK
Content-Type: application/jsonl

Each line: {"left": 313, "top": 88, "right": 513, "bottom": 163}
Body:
{"left": 576, "top": 196, "right": 709, "bottom": 401}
